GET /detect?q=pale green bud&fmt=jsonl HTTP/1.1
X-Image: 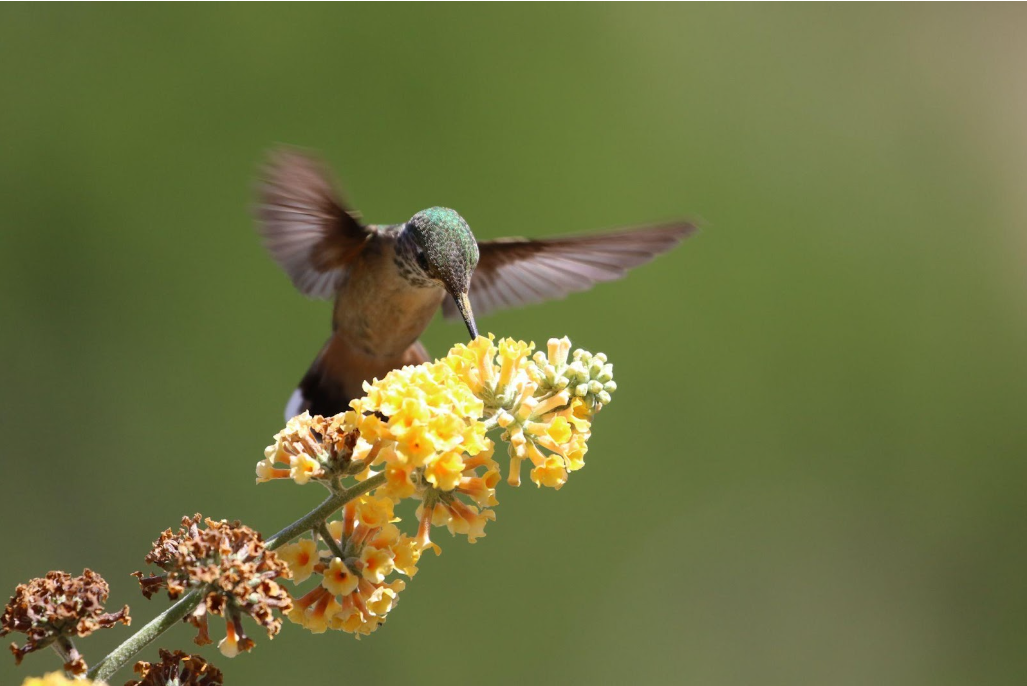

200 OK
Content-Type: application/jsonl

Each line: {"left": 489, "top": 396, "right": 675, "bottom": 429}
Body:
{"left": 567, "top": 361, "right": 588, "bottom": 381}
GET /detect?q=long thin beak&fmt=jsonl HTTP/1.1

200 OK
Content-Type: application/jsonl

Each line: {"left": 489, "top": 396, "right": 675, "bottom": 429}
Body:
{"left": 451, "top": 291, "right": 478, "bottom": 340}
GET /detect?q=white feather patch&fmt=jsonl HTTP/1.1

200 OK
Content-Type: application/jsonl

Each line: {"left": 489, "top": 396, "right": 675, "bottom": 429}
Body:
{"left": 284, "top": 388, "right": 306, "bottom": 423}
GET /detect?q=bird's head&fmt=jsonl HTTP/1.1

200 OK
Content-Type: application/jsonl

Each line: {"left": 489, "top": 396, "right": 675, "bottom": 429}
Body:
{"left": 406, "top": 207, "right": 479, "bottom": 339}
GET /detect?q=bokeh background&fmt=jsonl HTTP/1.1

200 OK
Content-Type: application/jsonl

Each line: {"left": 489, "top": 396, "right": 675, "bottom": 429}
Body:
{"left": 2, "top": 4, "right": 1026, "bottom": 685}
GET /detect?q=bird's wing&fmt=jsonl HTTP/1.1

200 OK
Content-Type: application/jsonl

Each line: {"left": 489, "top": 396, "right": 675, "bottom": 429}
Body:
{"left": 442, "top": 222, "right": 697, "bottom": 319}
{"left": 256, "top": 148, "right": 375, "bottom": 299}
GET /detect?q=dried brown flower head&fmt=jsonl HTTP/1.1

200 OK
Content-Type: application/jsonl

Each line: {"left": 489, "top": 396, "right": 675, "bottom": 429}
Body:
{"left": 132, "top": 515, "right": 293, "bottom": 657}
{"left": 127, "top": 648, "right": 223, "bottom": 686}
{"left": 256, "top": 412, "right": 364, "bottom": 486}
{"left": 1, "top": 569, "right": 130, "bottom": 673}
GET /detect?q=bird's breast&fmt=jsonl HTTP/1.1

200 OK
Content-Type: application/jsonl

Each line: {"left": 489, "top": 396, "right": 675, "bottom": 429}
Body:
{"left": 332, "top": 244, "right": 445, "bottom": 357}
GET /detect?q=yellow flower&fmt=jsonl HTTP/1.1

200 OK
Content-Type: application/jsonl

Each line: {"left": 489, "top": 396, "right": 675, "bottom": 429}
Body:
{"left": 424, "top": 450, "right": 465, "bottom": 491}
{"left": 365, "top": 583, "right": 402, "bottom": 616}
{"left": 277, "top": 538, "right": 318, "bottom": 583}
{"left": 563, "top": 433, "right": 589, "bottom": 472}
{"left": 21, "top": 675, "right": 98, "bottom": 686}
{"left": 290, "top": 452, "right": 321, "bottom": 485}
{"left": 391, "top": 537, "right": 423, "bottom": 577}
{"left": 288, "top": 586, "right": 342, "bottom": 635}
{"left": 530, "top": 455, "right": 569, "bottom": 490}
{"left": 381, "top": 462, "right": 417, "bottom": 500}
{"left": 359, "top": 546, "right": 395, "bottom": 584}
{"left": 497, "top": 338, "right": 534, "bottom": 388}
{"left": 322, "top": 558, "right": 359, "bottom": 596}
{"left": 355, "top": 495, "right": 396, "bottom": 529}
{"left": 421, "top": 498, "right": 496, "bottom": 544}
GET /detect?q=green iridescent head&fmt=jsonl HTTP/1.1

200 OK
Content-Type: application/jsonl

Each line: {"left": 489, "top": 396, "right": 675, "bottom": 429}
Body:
{"left": 406, "top": 207, "right": 479, "bottom": 338}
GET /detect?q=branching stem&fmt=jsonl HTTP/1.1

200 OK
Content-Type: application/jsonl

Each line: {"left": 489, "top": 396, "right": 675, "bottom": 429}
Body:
{"left": 87, "top": 472, "right": 387, "bottom": 682}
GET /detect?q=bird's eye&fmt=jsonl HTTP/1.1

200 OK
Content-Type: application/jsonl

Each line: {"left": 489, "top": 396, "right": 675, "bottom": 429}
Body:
{"left": 415, "top": 251, "right": 430, "bottom": 273}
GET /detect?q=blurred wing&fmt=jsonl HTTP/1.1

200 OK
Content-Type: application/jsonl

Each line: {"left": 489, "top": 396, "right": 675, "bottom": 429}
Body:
{"left": 443, "top": 222, "right": 697, "bottom": 319}
{"left": 256, "top": 148, "right": 373, "bottom": 299}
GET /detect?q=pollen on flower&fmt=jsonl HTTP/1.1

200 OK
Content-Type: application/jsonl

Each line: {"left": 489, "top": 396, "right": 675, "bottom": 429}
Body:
{"left": 131, "top": 515, "right": 292, "bottom": 656}
{"left": 1, "top": 569, "right": 130, "bottom": 674}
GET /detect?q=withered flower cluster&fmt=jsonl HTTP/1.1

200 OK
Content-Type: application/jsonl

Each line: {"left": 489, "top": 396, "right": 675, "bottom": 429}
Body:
{"left": 1, "top": 569, "right": 130, "bottom": 675}
{"left": 257, "top": 412, "right": 366, "bottom": 485}
{"left": 131, "top": 514, "right": 292, "bottom": 657}
{"left": 127, "top": 648, "right": 223, "bottom": 686}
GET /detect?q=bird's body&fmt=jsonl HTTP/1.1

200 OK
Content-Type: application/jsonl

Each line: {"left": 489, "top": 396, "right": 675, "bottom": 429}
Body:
{"left": 297, "top": 225, "right": 442, "bottom": 412}
{"left": 257, "top": 149, "right": 696, "bottom": 419}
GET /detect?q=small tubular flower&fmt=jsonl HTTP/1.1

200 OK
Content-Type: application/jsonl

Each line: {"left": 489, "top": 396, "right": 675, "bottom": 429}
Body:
{"left": 275, "top": 538, "right": 318, "bottom": 584}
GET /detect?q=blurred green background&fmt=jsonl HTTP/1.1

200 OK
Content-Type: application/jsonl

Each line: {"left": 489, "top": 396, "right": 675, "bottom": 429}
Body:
{"left": 2, "top": 4, "right": 1026, "bottom": 685}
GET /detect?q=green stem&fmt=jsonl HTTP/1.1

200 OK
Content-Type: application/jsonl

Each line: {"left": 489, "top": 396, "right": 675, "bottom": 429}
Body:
{"left": 87, "top": 587, "right": 204, "bottom": 682}
{"left": 88, "top": 472, "right": 387, "bottom": 682}
{"left": 266, "top": 473, "right": 386, "bottom": 550}
{"left": 317, "top": 522, "right": 347, "bottom": 560}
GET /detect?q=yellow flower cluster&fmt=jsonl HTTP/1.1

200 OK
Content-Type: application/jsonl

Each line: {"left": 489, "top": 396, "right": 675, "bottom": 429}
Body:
{"left": 21, "top": 675, "right": 96, "bottom": 686}
{"left": 279, "top": 494, "right": 420, "bottom": 637}
{"left": 260, "top": 334, "right": 614, "bottom": 637}
{"left": 451, "top": 336, "right": 595, "bottom": 490}
{"left": 348, "top": 357, "right": 492, "bottom": 492}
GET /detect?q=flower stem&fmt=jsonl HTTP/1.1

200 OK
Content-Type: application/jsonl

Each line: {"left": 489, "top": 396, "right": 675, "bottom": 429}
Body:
{"left": 317, "top": 522, "right": 347, "bottom": 560}
{"left": 52, "top": 636, "right": 81, "bottom": 676}
{"left": 87, "top": 587, "right": 204, "bottom": 682}
{"left": 266, "top": 472, "right": 386, "bottom": 550}
{"left": 88, "top": 471, "right": 387, "bottom": 682}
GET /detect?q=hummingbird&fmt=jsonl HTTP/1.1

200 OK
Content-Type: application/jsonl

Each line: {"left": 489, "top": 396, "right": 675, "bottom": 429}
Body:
{"left": 256, "top": 148, "right": 696, "bottom": 420}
